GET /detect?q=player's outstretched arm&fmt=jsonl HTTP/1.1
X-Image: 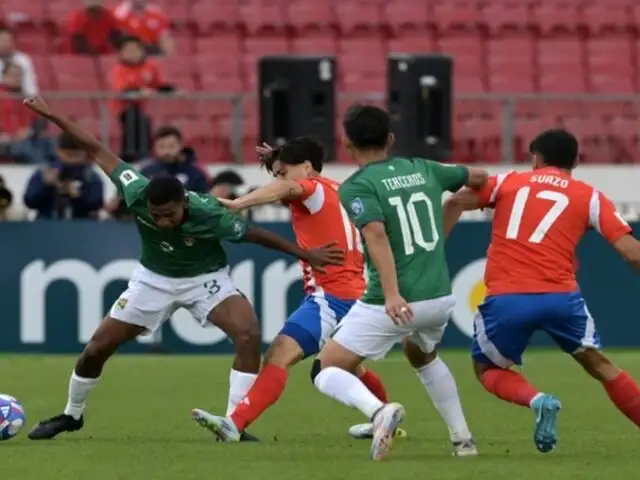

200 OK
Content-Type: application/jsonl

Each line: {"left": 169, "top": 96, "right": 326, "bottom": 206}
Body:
{"left": 465, "top": 167, "right": 489, "bottom": 188}
{"left": 219, "top": 180, "right": 304, "bottom": 212}
{"left": 243, "top": 225, "right": 344, "bottom": 272}
{"left": 443, "top": 188, "right": 482, "bottom": 237}
{"left": 23, "top": 96, "right": 120, "bottom": 176}
{"left": 612, "top": 235, "right": 640, "bottom": 272}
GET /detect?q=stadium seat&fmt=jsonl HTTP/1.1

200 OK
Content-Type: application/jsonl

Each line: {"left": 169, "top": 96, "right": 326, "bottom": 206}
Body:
{"left": 482, "top": 1, "right": 531, "bottom": 34}
{"left": 31, "top": 55, "right": 55, "bottom": 90}
{"left": 432, "top": 2, "right": 481, "bottom": 32}
{"left": 239, "top": 1, "right": 287, "bottom": 35}
{"left": 157, "top": 56, "right": 197, "bottom": 91}
{"left": 383, "top": 0, "right": 430, "bottom": 34}
{"left": 531, "top": 2, "right": 581, "bottom": 34}
{"left": 14, "top": 30, "right": 51, "bottom": 55}
{"left": 242, "top": 37, "right": 290, "bottom": 91}
{"left": 195, "top": 35, "right": 242, "bottom": 57}
{"left": 48, "top": 99, "right": 97, "bottom": 119}
{"left": 195, "top": 53, "right": 243, "bottom": 93}
{"left": 487, "top": 35, "right": 535, "bottom": 92}
{"left": 1, "top": 0, "right": 46, "bottom": 26}
{"left": 537, "top": 38, "right": 587, "bottom": 92}
{"left": 291, "top": 34, "right": 338, "bottom": 55}
{"left": 172, "top": 33, "right": 193, "bottom": 56}
{"left": 191, "top": 0, "right": 240, "bottom": 34}
{"left": 609, "top": 116, "right": 640, "bottom": 162}
{"left": 583, "top": 3, "right": 633, "bottom": 34}
{"left": 155, "top": 0, "right": 192, "bottom": 31}
{"left": 388, "top": 34, "right": 436, "bottom": 55}
{"left": 586, "top": 36, "right": 635, "bottom": 93}
{"left": 339, "top": 37, "right": 385, "bottom": 56}
{"left": 339, "top": 54, "right": 386, "bottom": 92}
{"left": 513, "top": 116, "right": 551, "bottom": 161}
{"left": 51, "top": 56, "right": 101, "bottom": 91}
{"left": 286, "top": 0, "right": 335, "bottom": 32}
{"left": 335, "top": 0, "right": 382, "bottom": 35}
{"left": 438, "top": 33, "right": 484, "bottom": 80}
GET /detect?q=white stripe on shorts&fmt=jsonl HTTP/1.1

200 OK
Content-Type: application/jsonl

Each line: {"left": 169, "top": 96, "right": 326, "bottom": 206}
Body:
{"left": 577, "top": 304, "right": 599, "bottom": 351}
{"left": 312, "top": 290, "right": 339, "bottom": 348}
{"left": 473, "top": 311, "right": 513, "bottom": 368}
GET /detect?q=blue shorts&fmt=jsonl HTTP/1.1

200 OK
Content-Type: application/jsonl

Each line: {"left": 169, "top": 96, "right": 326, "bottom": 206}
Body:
{"left": 471, "top": 292, "right": 600, "bottom": 368}
{"left": 279, "top": 292, "right": 355, "bottom": 359}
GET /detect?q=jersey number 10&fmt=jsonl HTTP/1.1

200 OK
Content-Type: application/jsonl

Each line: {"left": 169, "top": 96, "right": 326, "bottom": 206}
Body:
{"left": 506, "top": 187, "right": 569, "bottom": 243}
{"left": 389, "top": 193, "right": 439, "bottom": 255}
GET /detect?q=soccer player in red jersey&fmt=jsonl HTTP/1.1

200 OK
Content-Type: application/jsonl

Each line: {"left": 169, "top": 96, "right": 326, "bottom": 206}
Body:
{"left": 192, "top": 137, "right": 402, "bottom": 441}
{"left": 444, "top": 129, "right": 640, "bottom": 452}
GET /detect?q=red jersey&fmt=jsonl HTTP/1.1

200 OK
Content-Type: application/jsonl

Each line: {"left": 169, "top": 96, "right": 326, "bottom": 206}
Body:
{"left": 67, "top": 7, "right": 120, "bottom": 54}
{"left": 114, "top": 2, "right": 169, "bottom": 47}
{"left": 110, "top": 59, "right": 162, "bottom": 112}
{"left": 477, "top": 167, "right": 631, "bottom": 295}
{"left": 289, "top": 176, "right": 365, "bottom": 300}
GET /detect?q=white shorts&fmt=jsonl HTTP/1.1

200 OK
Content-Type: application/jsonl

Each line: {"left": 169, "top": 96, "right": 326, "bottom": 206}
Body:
{"left": 332, "top": 294, "right": 456, "bottom": 360}
{"left": 109, "top": 264, "right": 241, "bottom": 334}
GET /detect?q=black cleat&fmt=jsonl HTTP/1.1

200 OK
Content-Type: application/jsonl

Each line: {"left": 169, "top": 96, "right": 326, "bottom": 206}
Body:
{"left": 28, "top": 414, "right": 84, "bottom": 440}
{"left": 240, "top": 431, "right": 259, "bottom": 442}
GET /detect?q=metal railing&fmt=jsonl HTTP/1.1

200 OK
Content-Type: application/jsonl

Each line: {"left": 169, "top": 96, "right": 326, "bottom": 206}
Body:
{"left": 2, "top": 92, "right": 640, "bottom": 163}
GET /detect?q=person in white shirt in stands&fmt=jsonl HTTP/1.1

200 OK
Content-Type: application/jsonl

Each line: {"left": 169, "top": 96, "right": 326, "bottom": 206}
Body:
{"left": 0, "top": 27, "right": 38, "bottom": 97}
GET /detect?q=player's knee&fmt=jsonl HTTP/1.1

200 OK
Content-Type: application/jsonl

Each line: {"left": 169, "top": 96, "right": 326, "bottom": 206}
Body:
{"left": 310, "top": 358, "right": 323, "bottom": 385}
{"left": 472, "top": 359, "right": 491, "bottom": 383}
{"left": 233, "top": 323, "right": 261, "bottom": 354}
{"left": 403, "top": 338, "right": 435, "bottom": 369}
{"left": 573, "top": 348, "right": 620, "bottom": 383}
{"left": 264, "top": 335, "right": 303, "bottom": 368}
{"left": 76, "top": 340, "right": 113, "bottom": 377}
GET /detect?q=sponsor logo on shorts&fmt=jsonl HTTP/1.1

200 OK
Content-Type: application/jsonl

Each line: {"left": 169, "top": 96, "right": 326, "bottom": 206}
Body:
{"left": 350, "top": 198, "right": 364, "bottom": 217}
{"left": 115, "top": 298, "right": 128, "bottom": 310}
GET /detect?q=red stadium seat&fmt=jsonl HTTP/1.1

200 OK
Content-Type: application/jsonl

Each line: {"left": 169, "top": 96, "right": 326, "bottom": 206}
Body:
{"left": 513, "top": 116, "right": 552, "bottom": 161}
{"left": 1, "top": 0, "right": 46, "bottom": 26}
{"left": 531, "top": 2, "right": 581, "bottom": 34}
{"left": 335, "top": 1, "right": 382, "bottom": 35}
{"left": 242, "top": 37, "right": 290, "bottom": 91}
{"left": 51, "top": 56, "right": 101, "bottom": 90}
{"left": 172, "top": 33, "right": 193, "bottom": 56}
{"left": 432, "top": 2, "right": 481, "bottom": 32}
{"left": 482, "top": 1, "right": 531, "bottom": 34}
{"left": 537, "top": 38, "right": 587, "bottom": 92}
{"left": 339, "top": 37, "right": 386, "bottom": 56}
{"left": 31, "top": 55, "right": 55, "bottom": 90}
{"left": 389, "top": 34, "right": 436, "bottom": 55}
{"left": 438, "top": 33, "right": 484, "bottom": 78}
{"left": 291, "top": 34, "right": 338, "bottom": 55}
{"left": 48, "top": 99, "right": 97, "bottom": 119}
{"left": 586, "top": 36, "right": 635, "bottom": 93}
{"left": 195, "top": 53, "right": 243, "bottom": 93}
{"left": 195, "top": 36, "right": 242, "bottom": 57}
{"left": 583, "top": 3, "right": 632, "bottom": 34}
{"left": 286, "top": 0, "right": 335, "bottom": 32}
{"left": 14, "top": 30, "right": 51, "bottom": 55}
{"left": 487, "top": 35, "right": 535, "bottom": 93}
{"left": 339, "top": 54, "right": 385, "bottom": 92}
{"left": 155, "top": 0, "right": 192, "bottom": 31}
{"left": 239, "top": 1, "right": 287, "bottom": 35}
{"left": 609, "top": 116, "right": 640, "bottom": 162}
{"left": 157, "top": 56, "right": 197, "bottom": 91}
{"left": 383, "top": 0, "right": 430, "bottom": 34}
{"left": 191, "top": 0, "right": 240, "bottom": 34}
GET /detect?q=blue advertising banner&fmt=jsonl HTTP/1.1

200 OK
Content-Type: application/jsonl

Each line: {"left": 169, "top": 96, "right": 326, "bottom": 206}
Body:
{"left": 0, "top": 221, "right": 639, "bottom": 353}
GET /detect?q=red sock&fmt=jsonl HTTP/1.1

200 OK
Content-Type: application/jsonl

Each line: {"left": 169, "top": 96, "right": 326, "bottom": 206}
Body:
{"left": 604, "top": 371, "right": 640, "bottom": 428}
{"left": 359, "top": 369, "right": 389, "bottom": 403}
{"left": 230, "top": 364, "right": 288, "bottom": 431}
{"left": 481, "top": 369, "right": 539, "bottom": 408}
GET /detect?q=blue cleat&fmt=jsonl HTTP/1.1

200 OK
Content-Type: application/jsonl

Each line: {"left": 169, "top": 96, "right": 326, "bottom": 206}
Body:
{"left": 531, "top": 394, "right": 562, "bottom": 453}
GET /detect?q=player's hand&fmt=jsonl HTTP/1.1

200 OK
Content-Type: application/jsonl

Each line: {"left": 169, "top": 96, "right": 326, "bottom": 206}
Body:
{"left": 23, "top": 96, "right": 53, "bottom": 117}
{"left": 218, "top": 197, "right": 244, "bottom": 213}
{"left": 385, "top": 295, "right": 413, "bottom": 325}
{"left": 306, "top": 241, "right": 345, "bottom": 273}
{"left": 256, "top": 142, "right": 275, "bottom": 160}
{"left": 42, "top": 167, "right": 59, "bottom": 186}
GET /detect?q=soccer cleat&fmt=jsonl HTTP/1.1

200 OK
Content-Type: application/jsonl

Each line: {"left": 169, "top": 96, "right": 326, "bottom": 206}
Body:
{"left": 28, "top": 414, "right": 84, "bottom": 440}
{"left": 192, "top": 408, "right": 241, "bottom": 442}
{"left": 348, "top": 423, "right": 407, "bottom": 440}
{"left": 531, "top": 394, "right": 562, "bottom": 453}
{"left": 370, "top": 403, "right": 405, "bottom": 461}
{"left": 239, "top": 431, "right": 260, "bottom": 442}
{"left": 452, "top": 438, "right": 479, "bottom": 457}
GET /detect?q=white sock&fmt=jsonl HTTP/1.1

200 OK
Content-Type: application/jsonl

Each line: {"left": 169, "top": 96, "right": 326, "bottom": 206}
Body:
{"left": 226, "top": 369, "right": 258, "bottom": 416}
{"left": 63, "top": 371, "right": 99, "bottom": 420}
{"left": 314, "top": 366, "right": 384, "bottom": 419}
{"left": 416, "top": 357, "right": 472, "bottom": 442}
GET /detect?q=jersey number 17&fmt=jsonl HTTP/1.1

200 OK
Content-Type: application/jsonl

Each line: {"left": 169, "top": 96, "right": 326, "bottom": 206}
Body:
{"left": 506, "top": 187, "right": 569, "bottom": 243}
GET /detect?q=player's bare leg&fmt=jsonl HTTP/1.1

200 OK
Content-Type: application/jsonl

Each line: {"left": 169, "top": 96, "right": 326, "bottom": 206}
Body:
{"left": 312, "top": 340, "right": 405, "bottom": 460}
{"left": 28, "top": 317, "right": 145, "bottom": 440}
{"left": 193, "top": 294, "right": 262, "bottom": 442}
{"left": 573, "top": 348, "right": 640, "bottom": 427}
{"left": 402, "top": 340, "right": 476, "bottom": 456}
{"left": 473, "top": 360, "right": 561, "bottom": 453}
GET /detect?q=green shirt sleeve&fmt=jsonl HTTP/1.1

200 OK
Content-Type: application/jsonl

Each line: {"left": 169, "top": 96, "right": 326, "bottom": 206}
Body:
{"left": 109, "top": 161, "right": 149, "bottom": 207}
{"left": 428, "top": 160, "right": 469, "bottom": 192}
{"left": 195, "top": 193, "right": 249, "bottom": 242}
{"left": 339, "top": 179, "right": 383, "bottom": 230}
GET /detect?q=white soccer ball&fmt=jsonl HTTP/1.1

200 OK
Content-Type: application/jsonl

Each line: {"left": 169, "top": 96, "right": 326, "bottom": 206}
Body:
{"left": 0, "top": 394, "right": 25, "bottom": 440}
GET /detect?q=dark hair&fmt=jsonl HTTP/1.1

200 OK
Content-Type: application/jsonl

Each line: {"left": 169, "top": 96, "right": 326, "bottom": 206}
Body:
{"left": 146, "top": 175, "right": 185, "bottom": 205}
{"left": 529, "top": 129, "right": 579, "bottom": 170}
{"left": 57, "top": 132, "right": 83, "bottom": 151}
{"left": 343, "top": 104, "right": 390, "bottom": 150}
{"left": 211, "top": 169, "right": 244, "bottom": 187}
{"left": 154, "top": 125, "right": 183, "bottom": 143}
{"left": 262, "top": 137, "right": 325, "bottom": 173}
{"left": 120, "top": 35, "right": 143, "bottom": 49}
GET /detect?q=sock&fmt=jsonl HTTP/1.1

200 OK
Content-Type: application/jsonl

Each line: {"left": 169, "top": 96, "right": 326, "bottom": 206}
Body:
{"left": 314, "top": 366, "right": 384, "bottom": 419}
{"left": 604, "top": 371, "right": 640, "bottom": 427}
{"left": 63, "top": 371, "right": 99, "bottom": 420}
{"left": 416, "top": 357, "right": 472, "bottom": 442}
{"left": 230, "top": 364, "right": 288, "bottom": 431}
{"left": 226, "top": 369, "right": 258, "bottom": 416}
{"left": 480, "top": 368, "right": 540, "bottom": 408}
{"left": 358, "top": 369, "right": 389, "bottom": 403}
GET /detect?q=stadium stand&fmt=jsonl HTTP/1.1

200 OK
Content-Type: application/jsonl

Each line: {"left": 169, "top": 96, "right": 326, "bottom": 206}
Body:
{"left": 1, "top": 0, "right": 640, "bottom": 163}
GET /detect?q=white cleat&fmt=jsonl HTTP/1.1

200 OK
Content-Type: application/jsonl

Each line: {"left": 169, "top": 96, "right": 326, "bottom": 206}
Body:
{"left": 370, "top": 403, "right": 405, "bottom": 461}
{"left": 349, "top": 423, "right": 407, "bottom": 440}
{"left": 452, "top": 438, "right": 479, "bottom": 457}
{"left": 191, "top": 408, "right": 241, "bottom": 442}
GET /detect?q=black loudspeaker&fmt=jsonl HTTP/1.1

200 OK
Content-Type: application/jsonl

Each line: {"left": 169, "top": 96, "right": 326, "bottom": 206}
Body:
{"left": 387, "top": 54, "right": 452, "bottom": 160}
{"left": 259, "top": 56, "right": 336, "bottom": 160}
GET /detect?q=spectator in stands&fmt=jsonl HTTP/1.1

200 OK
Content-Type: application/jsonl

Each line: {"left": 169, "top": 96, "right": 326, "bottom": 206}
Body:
{"left": 111, "top": 35, "right": 169, "bottom": 163}
{"left": 114, "top": 0, "right": 173, "bottom": 56}
{"left": 23, "top": 133, "right": 104, "bottom": 219}
{"left": 0, "top": 175, "right": 13, "bottom": 221}
{"left": 107, "top": 125, "right": 208, "bottom": 219}
{"left": 67, "top": 0, "right": 123, "bottom": 55}
{"left": 0, "top": 27, "right": 38, "bottom": 96}
{"left": 0, "top": 63, "right": 50, "bottom": 164}
{"left": 210, "top": 170, "right": 245, "bottom": 200}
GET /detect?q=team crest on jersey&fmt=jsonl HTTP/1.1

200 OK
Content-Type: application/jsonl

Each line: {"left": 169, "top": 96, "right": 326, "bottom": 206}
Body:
{"left": 115, "top": 298, "right": 128, "bottom": 310}
{"left": 350, "top": 198, "right": 364, "bottom": 217}
{"left": 184, "top": 236, "right": 195, "bottom": 246}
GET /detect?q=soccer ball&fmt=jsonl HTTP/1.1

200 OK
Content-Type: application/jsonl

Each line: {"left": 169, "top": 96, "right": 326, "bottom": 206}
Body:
{"left": 0, "top": 394, "right": 25, "bottom": 440}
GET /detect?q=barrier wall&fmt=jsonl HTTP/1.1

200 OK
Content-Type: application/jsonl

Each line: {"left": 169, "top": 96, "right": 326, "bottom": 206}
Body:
{"left": 1, "top": 221, "right": 639, "bottom": 353}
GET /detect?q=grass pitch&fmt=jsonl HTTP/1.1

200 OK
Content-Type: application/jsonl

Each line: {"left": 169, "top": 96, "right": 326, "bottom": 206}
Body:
{"left": 1, "top": 350, "right": 637, "bottom": 479}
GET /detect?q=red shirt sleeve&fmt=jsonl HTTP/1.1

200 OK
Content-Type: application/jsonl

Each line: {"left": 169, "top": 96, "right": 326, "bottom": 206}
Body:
{"left": 592, "top": 191, "right": 632, "bottom": 244}
{"left": 67, "top": 10, "right": 86, "bottom": 35}
{"left": 295, "top": 179, "right": 318, "bottom": 201}
{"left": 476, "top": 175, "right": 498, "bottom": 209}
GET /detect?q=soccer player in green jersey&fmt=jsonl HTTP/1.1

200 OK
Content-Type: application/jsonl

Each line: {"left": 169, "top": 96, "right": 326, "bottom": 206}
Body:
{"left": 22, "top": 96, "right": 343, "bottom": 441}
{"left": 310, "top": 104, "right": 489, "bottom": 460}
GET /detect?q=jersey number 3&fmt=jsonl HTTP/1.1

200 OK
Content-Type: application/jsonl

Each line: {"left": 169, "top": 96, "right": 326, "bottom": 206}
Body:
{"left": 389, "top": 193, "right": 439, "bottom": 255}
{"left": 506, "top": 187, "right": 569, "bottom": 243}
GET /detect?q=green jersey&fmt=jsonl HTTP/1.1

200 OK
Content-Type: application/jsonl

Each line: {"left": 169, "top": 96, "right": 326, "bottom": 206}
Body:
{"left": 339, "top": 157, "right": 468, "bottom": 304}
{"left": 110, "top": 162, "right": 248, "bottom": 278}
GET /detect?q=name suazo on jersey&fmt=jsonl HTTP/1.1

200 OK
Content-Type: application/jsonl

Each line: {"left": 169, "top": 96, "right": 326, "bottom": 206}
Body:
{"left": 477, "top": 167, "right": 631, "bottom": 295}
{"left": 289, "top": 176, "right": 365, "bottom": 300}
